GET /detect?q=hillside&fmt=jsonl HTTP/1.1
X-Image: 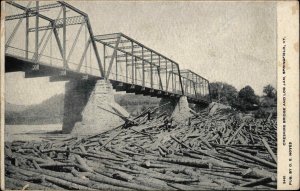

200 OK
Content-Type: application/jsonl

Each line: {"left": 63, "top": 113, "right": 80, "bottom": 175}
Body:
{"left": 5, "top": 93, "right": 161, "bottom": 124}
{"left": 5, "top": 94, "right": 64, "bottom": 125}
{"left": 114, "top": 94, "right": 161, "bottom": 115}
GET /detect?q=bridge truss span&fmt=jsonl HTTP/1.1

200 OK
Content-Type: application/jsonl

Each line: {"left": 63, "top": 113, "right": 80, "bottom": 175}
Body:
{"left": 5, "top": 1, "right": 211, "bottom": 105}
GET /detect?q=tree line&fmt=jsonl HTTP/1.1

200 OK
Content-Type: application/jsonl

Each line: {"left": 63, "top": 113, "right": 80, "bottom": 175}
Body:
{"left": 209, "top": 82, "right": 277, "bottom": 113}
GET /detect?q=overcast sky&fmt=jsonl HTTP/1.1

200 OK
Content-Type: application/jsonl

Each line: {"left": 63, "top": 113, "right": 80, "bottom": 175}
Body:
{"left": 6, "top": 1, "right": 277, "bottom": 105}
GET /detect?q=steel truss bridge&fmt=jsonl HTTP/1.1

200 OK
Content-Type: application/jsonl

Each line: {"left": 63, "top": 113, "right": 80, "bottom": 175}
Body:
{"left": 5, "top": 1, "right": 211, "bottom": 105}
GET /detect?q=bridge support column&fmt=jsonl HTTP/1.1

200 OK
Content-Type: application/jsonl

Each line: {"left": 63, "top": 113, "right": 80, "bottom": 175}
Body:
{"left": 171, "top": 96, "right": 193, "bottom": 124}
{"left": 159, "top": 96, "right": 193, "bottom": 124}
{"left": 62, "top": 79, "right": 95, "bottom": 133}
{"left": 62, "top": 79, "right": 129, "bottom": 135}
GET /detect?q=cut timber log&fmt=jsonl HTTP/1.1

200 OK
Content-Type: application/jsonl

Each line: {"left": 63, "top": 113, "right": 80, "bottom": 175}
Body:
{"left": 157, "top": 157, "right": 209, "bottom": 168}
{"left": 4, "top": 104, "right": 278, "bottom": 190}
{"left": 226, "top": 123, "right": 244, "bottom": 145}
{"left": 5, "top": 177, "right": 51, "bottom": 190}
{"left": 132, "top": 165, "right": 198, "bottom": 183}
{"left": 240, "top": 177, "right": 273, "bottom": 187}
{"left": 74, "top": 154, "right": 93, "bottom": 172}
{"left": 133, "top": 176, "right": 175, "bottom": 190}
{"left": 261, "top": 137, "right": 277, "bottom": 164}
{"left": 88, "top": 172, "right": 155, "bottom": 190}
{"left": 168, "top": 182, "right": 202, "bottom": 190}
{"left": 7, "top": 165, "right": 92, "bottom": 190}
{"left": 226, "top": 147, "right": 277, "bottom": 168}
{"left": 10, "top": 165, "right": 127, "bottom": 190}
{"left": 112, "top": 171, "right": 135, "bottom": 182}
{"left": 242, "top": 167, "right": 277, "bottom": 181}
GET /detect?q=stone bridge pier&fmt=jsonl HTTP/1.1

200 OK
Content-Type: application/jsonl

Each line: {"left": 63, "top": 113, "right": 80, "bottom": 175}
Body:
{"left": 62, "top": 79, "right": 129, "bottom": 135}
{"left": 159, "top": 96, "right": 194, "bottom": 124}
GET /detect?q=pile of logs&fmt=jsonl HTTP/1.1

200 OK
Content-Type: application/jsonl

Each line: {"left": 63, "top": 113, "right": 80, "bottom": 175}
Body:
{"left": 5, "top": 105, "right": 277, "bottom": 190}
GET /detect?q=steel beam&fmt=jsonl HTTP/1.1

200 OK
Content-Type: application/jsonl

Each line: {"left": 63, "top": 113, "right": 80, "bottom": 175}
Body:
{"left": 5, "top": 12, "right": 36, "bottom": 21}
{"left": 29, "top": 16, "right": 85, "bottom": 32}
{"left": 158, "top": 56, "right": 163, "bottom": 91}
{"left": 52, "top": 26, "right": 64, "bottom": 60}
{"left": 118, "top": 45, "right": 142, "bottom": 50}
{"left": 77, "top": 39, "right": 91, "bottom": 71}
{"left": 105, "top": 53, "right": 152, "bottom": 58}
{"left": 166, "top": 72, "right": 171, "bottom": 92}
{"left": 166, "top": 61, "right": 168, "bottom": 91}
{"left": 131, "top": 41, "right": 134, "bottom": 84}
{"left": 142, "top": 47, "right": 145, "bottom": 86}
{"left": 125, "top": 54, "right": 128, "bottom": 83}
{"left": 35, "top": 28, "right": 51, "bottom": 61}
{"left": 208, "top": 80, "right": 212, "bottom": 102}
{"left": 58, "top": 1, "right": 87, "bottom": 17}
{"left": 171, "top": 63, "right": 174, "bottom": 92}
{"left": 195, "top": 76, "right": 198, "bottom": 98}
{"left": 29, "top": 3, "right": 61, "bottom": 11}
{"left": 86, "top": 17, "right": 104, "bottom": 77}
{"left": 105, "top": 36, "right": 121, "bottom": 79}
{"left": 95, "top": 39, "right": 161, "bottom": 69}
{"left": 105, "top": 39, "right": 131, "bottom": 45}
{"left": 5, "top": 2, "right": 33, "bottom": 48}
{"left": 6, "top": 1, "right": 53, "bottom": 22}
{"left": 34, "top": 1, "right": 39, "bottom": 67}
{"left": 150, "top": 52, "right": 153, "bottom": 88}
{"left": 103, "top": 45, "right": 106, "bottom": 72}
{"left": 93, "top": 33, "right": 120, "bottom": 41}
{"left": 36, "top": 29, "right": 53, "bottom": 62}
{"left": 184, "top": 72, "right": 190, "bottom": 94}
{"left": 62, "top": 4, "right": 67, "bottom": 70}
{"left": 25, "top": 11, "right": 29, "bottom": 59}
{"left": 116, "top": 51, "right": 118, "bottom": 80}
{"left": 66, "top": 22, "right": 84, "bottom": 66}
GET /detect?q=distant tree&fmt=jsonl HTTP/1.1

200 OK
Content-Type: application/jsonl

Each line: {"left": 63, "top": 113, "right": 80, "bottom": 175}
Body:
{"left": 209, "top": 82, "right": 238, "bottom": 106}
{"left": 263, "top": 84, "right": 276, "bottom": 98}
{"left": 235, "top": 85, "right": 260, "bottom": 111}
{"left": 238, "top": 86, "right": 259, "bottom": 104}
{"left": 260, "top": 84, "right": 277, "bottom": 108}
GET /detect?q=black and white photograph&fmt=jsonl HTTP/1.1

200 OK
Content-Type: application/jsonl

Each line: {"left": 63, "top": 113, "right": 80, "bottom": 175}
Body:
{"left": 1, "top": 0, "right": 298, "bottom": 190}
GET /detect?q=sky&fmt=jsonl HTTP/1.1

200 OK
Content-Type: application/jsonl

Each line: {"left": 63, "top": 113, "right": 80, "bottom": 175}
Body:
{"left": 5, "top": 1, "right": 277, "bottom": 105}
